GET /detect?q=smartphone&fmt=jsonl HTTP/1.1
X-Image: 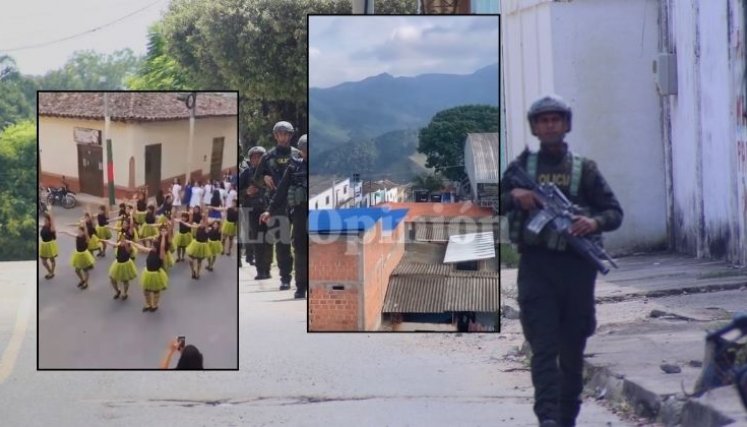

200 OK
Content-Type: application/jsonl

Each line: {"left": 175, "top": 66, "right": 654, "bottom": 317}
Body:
{"left": 177, "top": 336, "right": 185, "bottom": 350}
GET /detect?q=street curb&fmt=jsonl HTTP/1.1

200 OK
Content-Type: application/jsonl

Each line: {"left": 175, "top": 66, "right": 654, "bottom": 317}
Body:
{"left": 584, "top": 361, "right": 737, "bottom": 427}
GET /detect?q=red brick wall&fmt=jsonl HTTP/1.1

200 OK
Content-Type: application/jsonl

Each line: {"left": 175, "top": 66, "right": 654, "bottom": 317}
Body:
{"left": 309, "top": 219, "right": 406, "bottom": 331}
{"left": 360, "top": 221, "right": 406, "bottom": 330}
{"left": 309, "top": 284, "right": 360, "bottom": 331}
{"left": 309, "top": 239, "right": 359, "bottom": 282}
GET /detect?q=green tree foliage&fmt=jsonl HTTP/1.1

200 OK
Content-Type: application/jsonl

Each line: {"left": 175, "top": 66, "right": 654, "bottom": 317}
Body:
{"left": 418, "top": 105, "right": 499, "bottom": 181}
{"left": 411, "top": 172, "right": 444, "bottom": 192}
{"left": 36, "top": 49, "right": 142, "bottom": 90}
{"left": 0, "top": 121, "right": 37, "bottom": 260}
{"left": 160, "top": 0, "right": 347, "bottom": 148}
{"left": 126, "top": 22, "right": 193, "bottom": 90}
{"left": 374, "top": 0, "right": 418, "bottom": 13}
{"left": 316, "top": 137, "right": 378, "bottom": 176}
{"left": 0, "top": 56, "right": 35, "bottom": 130}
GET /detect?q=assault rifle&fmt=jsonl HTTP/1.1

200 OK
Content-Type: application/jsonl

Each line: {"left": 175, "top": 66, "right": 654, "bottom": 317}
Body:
{"left": 504, "top": 162, "right": 618, "bottom": 275}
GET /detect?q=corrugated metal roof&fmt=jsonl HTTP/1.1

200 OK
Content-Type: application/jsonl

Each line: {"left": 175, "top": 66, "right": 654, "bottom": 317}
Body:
{"left": 413, "top": 222, "right": 499, "bottom": 242}
{"left": 392, "top": 263, "right": 454, "bottom": 276}
{"left": 382, "top": 275, "right": 500, "bottom": 313}
{"left": 443, "top": 232, "right": 496, "bottom": 263}
{"left": 465, "top": 133, "right": 499, "bottom": 183}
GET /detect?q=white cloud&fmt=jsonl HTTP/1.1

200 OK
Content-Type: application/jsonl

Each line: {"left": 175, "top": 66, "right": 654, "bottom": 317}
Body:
{"left": 390, "top": 25, "right": 421, "bottom": 43}
{"left": 309, "top": 15, "right": 499, "bottom": 88}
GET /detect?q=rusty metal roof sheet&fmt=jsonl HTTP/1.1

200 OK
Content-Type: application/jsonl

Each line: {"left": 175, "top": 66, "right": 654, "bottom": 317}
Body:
{"left": 382, "top": 275, "right": 500, "bottom": 313}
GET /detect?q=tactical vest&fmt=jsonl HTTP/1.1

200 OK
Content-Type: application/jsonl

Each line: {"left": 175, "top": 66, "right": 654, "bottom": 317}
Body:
{"left": 508, "top": 151, "right": 587, "bottom": 251}
{"left": 286, "top": 159, "right": 308, "bottom": 208}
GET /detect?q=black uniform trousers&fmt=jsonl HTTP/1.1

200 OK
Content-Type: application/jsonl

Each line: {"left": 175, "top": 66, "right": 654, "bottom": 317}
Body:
{"left": 244, "top": 206, "right": 272, "bottom": 275}
{"left": 517, "top": 246, "right": 598, "bottom": 427}
{"left": 265, "top": 212, "right": 293, "bottom": 283}
{"left": 291, "top": 204, "right": 308, "bottom": 293}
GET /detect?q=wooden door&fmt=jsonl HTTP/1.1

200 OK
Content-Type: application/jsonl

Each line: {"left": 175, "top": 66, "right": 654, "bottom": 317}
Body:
{"left": 144, "top": 144, "right": 162, "bottom": 197}
{"left": 210, "top": 137, "right": 225, "bottom": 181}
{"left": 76, "top": 144, "right": 104, "bottom": 196}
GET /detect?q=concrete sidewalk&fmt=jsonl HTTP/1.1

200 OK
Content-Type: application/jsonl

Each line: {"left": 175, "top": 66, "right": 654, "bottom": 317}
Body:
{"left": 501, "top": 252, "right": 747, "bottom": 427}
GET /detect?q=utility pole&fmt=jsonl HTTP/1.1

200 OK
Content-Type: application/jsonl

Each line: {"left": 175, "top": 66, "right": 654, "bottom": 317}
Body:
{"left": 178, "top": 92, "right": 197, "bottom": 185}
{"left": 352, "top": 0, "right": 374, "bottom": 14}
{"left": 104, "top": 92, "right": 115, "bottom": 206}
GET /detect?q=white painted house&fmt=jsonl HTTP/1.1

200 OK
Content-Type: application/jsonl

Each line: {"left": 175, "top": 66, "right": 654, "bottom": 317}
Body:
{"left": 310, "top": 177, "right": 356, "bottom": 210}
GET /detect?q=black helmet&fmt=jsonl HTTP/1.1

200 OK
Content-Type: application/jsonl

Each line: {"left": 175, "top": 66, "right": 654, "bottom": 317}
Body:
{"left": 527, "top": 95, "right": 573, "bottom": 132}
{"left": 272, "top": 121, "right": 294, "bottom": 134}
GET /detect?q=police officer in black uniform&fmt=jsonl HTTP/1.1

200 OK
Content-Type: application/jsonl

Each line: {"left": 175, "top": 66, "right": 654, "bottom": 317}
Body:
{"left": 253, "top": 121, "right": 302, "bottom": 290}
{"left": 239, "top": 146, "right": 272, "bottom": 278}
{"left": 500, "top": 95, "right": 623, "bottom": 427}
{"left": 261, "top": 134, "right": 308, "bottom": 299}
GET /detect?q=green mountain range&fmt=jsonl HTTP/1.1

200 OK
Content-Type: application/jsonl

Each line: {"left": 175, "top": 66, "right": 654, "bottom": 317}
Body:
{"left": 310, "top": 63, "right": 499, "bottom": 154}
{"left": 311, "top": 63, "right": 499, "bottom": 180}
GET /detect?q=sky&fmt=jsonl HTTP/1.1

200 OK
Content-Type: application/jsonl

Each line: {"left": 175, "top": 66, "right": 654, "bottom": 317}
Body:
{"left": 309, "top": 15, "right": 499, "bottom": 89}
{"left": 0, "top": 0, "right": 168, "bottom": 76}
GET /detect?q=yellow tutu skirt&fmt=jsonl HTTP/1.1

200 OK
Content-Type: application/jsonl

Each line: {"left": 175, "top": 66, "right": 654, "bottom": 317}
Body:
{"left": 140, "top": 268, "right": 168, "bottom": 292}
{"left": 95, "top": 225, "right": 112, "bottom": 240}
{"left": 163, "top": 250, "right": 175, "bottom": 271}
{"left": 208, "top": 240, "right": 223, "bottom": 257}
{"left": 157, "top": 215, "right": 171, "bottom": 226}
{"left": 139, "top": 223, "right": 158, "bottom": 239}
{"left": 221, "top": 221, "right": 237, "bottom": 237}
{"left": 186, "top": 240, "right": 211, "bottom": 259}
{"left": 134, "top": 211, "right": 147, "bottom": 225}
{"left": 39, "top": 240, "right": 59, "bottom": 258}
{"left": 70, "top": 250, "right": 95, "bottom": 271}
{"left": 108, "top": 259, "right": 138, "bottom": 282}
{"left": 87, "top": 234, "right": 102, "bottom": 252}
{"left": 170, "top": 239, "right": 176, "bottom": 253}
{"left": 174, "top": 231, "right": 192, "bottom": 248}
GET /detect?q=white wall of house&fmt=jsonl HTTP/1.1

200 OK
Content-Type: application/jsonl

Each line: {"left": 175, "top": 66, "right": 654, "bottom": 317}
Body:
{"left": 134, "top": 116, "right": 237, "bottom": 186}
{"left": 39, "top": 117, "right": 133, "bottom": 188}
{"left": 310, "top": 178, "right": 353, "bottom": 210}
{"left": 40, "top": 116, "right": 237, "bottom": 191}
{"left": 663, "top": 0, "right": 747, "bottom": 264}
{"left": 502, "top": 0, "right": 666, "bottom": 252}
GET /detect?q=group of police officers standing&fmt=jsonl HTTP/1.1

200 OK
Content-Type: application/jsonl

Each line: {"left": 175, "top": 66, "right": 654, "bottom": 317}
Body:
{"left": 239, "top": 121, "right": 308, "bottom": 299}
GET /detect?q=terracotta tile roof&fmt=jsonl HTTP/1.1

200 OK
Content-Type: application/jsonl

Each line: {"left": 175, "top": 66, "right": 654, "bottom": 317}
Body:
{"left": 38, "top": 92, "right": 237, "bottom": 122}
{"left": 382, "top": 202, "right": 493, "bottom": 222}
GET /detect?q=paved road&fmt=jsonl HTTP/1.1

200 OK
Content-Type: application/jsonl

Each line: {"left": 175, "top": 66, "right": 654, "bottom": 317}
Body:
{"left": 38, "top": 207, "right": 238, "bottom": 369}
{"left": 0, "top": 255, "right": 638, "bottom": 425}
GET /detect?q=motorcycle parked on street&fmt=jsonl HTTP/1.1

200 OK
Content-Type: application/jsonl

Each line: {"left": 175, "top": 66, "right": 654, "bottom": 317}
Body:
{"left": 45, "top": 177, "right": 77, "bottom": 209}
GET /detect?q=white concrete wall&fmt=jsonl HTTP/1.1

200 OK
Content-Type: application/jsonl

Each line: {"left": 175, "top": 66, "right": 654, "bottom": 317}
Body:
{"left": 502, "top": 0, "right": 666, "bottom": 252}
{"left": 665, "top": 0, "right": 747, "bottom": 264}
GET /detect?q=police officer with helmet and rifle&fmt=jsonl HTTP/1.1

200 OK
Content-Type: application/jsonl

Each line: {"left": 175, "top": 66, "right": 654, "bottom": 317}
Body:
{"left": 253, "top": 121, "right": 302, "bottom": 291}
{"left": 261, "top": 134, "right": 308, "bottom": 299}
{"left": 500, "top": 95, "right": 623, "bottom": 427}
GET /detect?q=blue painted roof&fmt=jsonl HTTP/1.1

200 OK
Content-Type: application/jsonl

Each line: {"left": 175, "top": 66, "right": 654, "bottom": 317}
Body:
{"left": 309, "top": 207, "right": 409, "bottom": 234}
